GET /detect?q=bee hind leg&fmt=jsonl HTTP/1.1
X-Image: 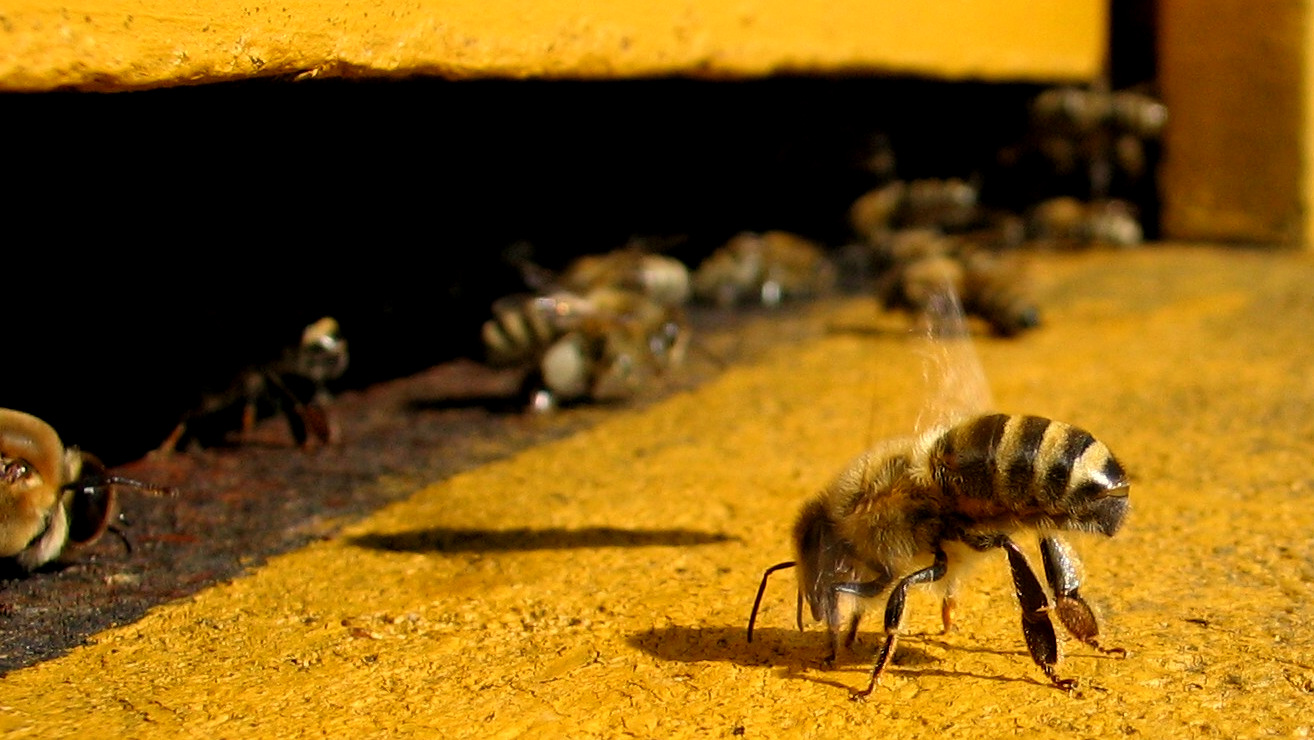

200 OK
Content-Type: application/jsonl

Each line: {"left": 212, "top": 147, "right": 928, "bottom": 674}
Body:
{"left": 1040, "top": 536, "right": 1126, "bottom": 657}
{"left": 842, "top": 549, "right": 946, "bottom": 700}
{"left": 999, "top": 537, "right": 1076, "bottom": 691}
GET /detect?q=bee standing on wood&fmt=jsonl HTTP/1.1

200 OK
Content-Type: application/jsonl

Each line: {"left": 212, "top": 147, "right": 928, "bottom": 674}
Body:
{"left": 746, "top": 290, "right": 1129, "bottom": 698}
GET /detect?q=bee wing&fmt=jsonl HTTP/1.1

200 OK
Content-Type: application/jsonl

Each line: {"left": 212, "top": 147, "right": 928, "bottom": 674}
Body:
{"left": 912, "top": 284, "right": 994, "bottom": 435}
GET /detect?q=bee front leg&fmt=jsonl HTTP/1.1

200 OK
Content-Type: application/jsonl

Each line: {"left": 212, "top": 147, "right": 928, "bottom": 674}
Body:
{"left": 1040, "top": 536, "right": 1126, "bottom": 656}
{"left": 844, "top": 549, "right": 947, "bottom": 700}
{"left": 1000, "top": 537, "right": 1075, "bottom": 691}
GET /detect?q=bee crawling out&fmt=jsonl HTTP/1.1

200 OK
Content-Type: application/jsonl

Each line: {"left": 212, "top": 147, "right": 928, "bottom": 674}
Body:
{"left": 748, "top": 412, "right": 1129, "bottom": 697}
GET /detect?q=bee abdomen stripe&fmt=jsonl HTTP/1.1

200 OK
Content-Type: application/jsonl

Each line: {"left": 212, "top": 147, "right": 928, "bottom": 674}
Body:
{"left": 1068, "top": 443, "right": 1127, "bottom": 498}
{"left": 948, "top": 415, "right": 1009, "bottom": 499}
{"left": 1035, "top": 422, "right": 1095, "bottom": 503}
{"left": 999, "top": 415, "right": 1051, "bottom": 494}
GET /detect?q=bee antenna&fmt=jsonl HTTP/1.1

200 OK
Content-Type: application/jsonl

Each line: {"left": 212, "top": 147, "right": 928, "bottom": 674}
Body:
{"left": 63, "top": 476, "right": 177, "bottom": 498}
{"left": 747, "top": 560, "right": 797, "bottom": 643}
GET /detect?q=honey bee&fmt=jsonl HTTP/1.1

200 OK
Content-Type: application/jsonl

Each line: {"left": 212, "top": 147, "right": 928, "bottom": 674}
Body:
{"left": 161, "top": 316, "right": 349, "bottom": 451}
{"left": 558, "top": 248, "right": 692, "bottom": 308}
{"left": 849, "top": 182, "right": 908, "bottom": 245}
{"left": 2, "top": 408, "right": 173, "bottom": 572}
{"left": 849, "top": 178, "right": 982, "bottom": 244}
{"left": 747, "top": 291, "right": 1128, "bottom": 698}
{"left": 692, "top": 231, "right": 837, "bottom": 308}
{"left": 1026, "top": 197, "right": 1143, "bottom": 248}
{"left": 874, "top": 230, "right": 1040, "bottom": 337}
{"left": 481, "top": 286, "right": 687, "bottom": 411}
{"left": 1023, "top": 85, "right": 1165, "bottom": 204}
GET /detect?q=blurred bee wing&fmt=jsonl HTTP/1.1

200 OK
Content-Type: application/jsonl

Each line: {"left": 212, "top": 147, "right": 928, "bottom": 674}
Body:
{"left": 912, "top": 286, "right": 994, "bottom": 435}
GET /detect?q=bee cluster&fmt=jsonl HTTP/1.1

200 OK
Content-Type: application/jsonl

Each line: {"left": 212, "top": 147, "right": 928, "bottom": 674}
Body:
{"left": 478, "top": 231, "right": 848, "bottom": 411}
{"left": 473, "top": 84, "right": 1164, "bottom": 405}
{"left": 844, "top": 84, "right": 1163, "bottom": 336}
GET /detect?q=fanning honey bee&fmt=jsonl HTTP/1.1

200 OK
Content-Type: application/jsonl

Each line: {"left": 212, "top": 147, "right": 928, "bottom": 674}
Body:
{"left": 2, "top": 408, "right": 173, "bottom": 572}
{"left": 692, "top": 231, "right": 837, "bottom": 308}
{"left": 747, "top": 292, "right": 1129, "bottom": 698}
{"left": 481, "top": 286, "right": 687, "bottom": 412}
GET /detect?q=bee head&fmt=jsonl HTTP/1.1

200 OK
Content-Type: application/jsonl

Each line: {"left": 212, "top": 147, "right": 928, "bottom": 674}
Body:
{"left": 1, "top": 409, "right": 81, "bottom": 566}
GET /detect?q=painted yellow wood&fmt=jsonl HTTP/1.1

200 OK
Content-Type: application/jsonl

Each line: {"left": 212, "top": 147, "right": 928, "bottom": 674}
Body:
{"left": 0, "top": 0, "right": 1104, "bottom": 91}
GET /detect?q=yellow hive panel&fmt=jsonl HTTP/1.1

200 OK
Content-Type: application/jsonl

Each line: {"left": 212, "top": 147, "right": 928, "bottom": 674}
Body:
{"left": 0, "top": 0, "right": 1105, "bottom": 91}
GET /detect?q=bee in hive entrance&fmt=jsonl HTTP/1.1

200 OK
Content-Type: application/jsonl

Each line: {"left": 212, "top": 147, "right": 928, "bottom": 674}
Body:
{"left": 1, "top": 408, "right": 174, "bottom": 574}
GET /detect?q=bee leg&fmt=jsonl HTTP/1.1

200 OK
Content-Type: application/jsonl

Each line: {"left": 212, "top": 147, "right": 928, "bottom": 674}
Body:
{"left": 842, "top": 610, "right": 863, "bottom": 650}
{"left": 240, "top": 371, "right": 268, "bottom": 441}
{"left": 848, "top": 549, "right": 947, "bottom": 700}
{"left": 940, "top": 594, "right": 957, "bottom": 634}
{"left": 156, "top": 421, "right": 188, "bottom": 454}
{"left": 1000, "top": 537, "right": 1076, "bottom": 691}
{"left": 745, "top": 560, "right": 796, "bottom": 643}
{"left": 297, "top": 400, "right": 335, "bottom": 447}
{"left": 1040, "top": 536, "right": 1126, "bottom": 656}
{"left": 819, "top": 612, "right": 861, "bottom": 667}
{"left": 827, "top": 578, "right": 883, "bottom": 666}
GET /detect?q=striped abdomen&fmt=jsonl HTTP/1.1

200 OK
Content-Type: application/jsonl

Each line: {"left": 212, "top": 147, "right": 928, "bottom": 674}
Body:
{"left": 481, "top": 295, "right": 571, "bottom": 367}
{"left": 928, "top": 413, "right": 1129, "bottom": 536}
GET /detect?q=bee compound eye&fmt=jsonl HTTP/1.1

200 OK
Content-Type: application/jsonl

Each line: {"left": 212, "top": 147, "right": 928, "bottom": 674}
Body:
{"left": 67, "top": 484, "right": 115, "bottom": 546}
{"left": 1, "top": 458, "right": 34, "bottom": 484}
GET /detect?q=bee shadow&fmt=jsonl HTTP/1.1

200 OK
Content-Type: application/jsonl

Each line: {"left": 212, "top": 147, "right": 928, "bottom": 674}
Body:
{"left": 348, "top": 526, "right": 737, "bottom": 553}
{"left": 629, "top": 626, "right": 1046, "bottom": 689}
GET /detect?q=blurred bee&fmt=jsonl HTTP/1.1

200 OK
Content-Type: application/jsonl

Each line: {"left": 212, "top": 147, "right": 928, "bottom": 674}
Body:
{"left": 481, "top": 286, "right": 687, "bottom": 412}
{"left": 747, "top": 290, "right": 1129, "bottom": 698}
{"left": 1026, "top": 197, "right": 1143, "bottom": 248}
{"left": 161, "top": 316, "right": 349, "bottom": 451}
{"left": 558, "top": 248, "right": 692, "bottom": 308}
{"left": 692, "top": 231, "right": 837, "bottom": 308}
{"left": 874, "top": 230, "right": 1040, "bottom": 337}
{"left": 1025, "top": 85, "right": 1165, "bottom": 203}
{"left": 1031, "top": 86, "right": 1166, "bottom": 143}
{"left": 849, "top": 178, "right": 982, "bottom": 245}
{"left": 2, "top": 408, "right": 173, "bottom": 572}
